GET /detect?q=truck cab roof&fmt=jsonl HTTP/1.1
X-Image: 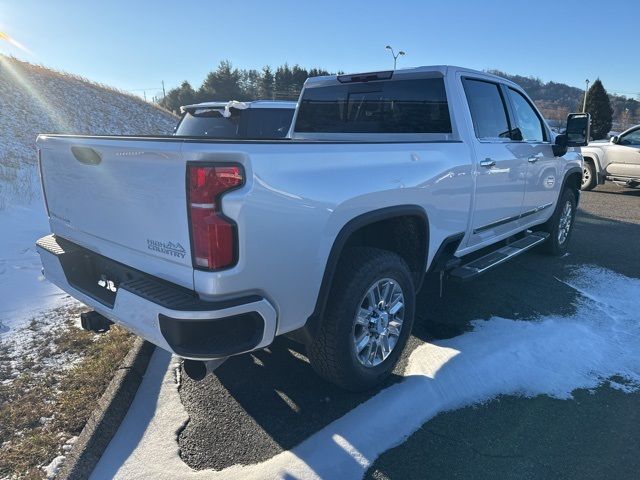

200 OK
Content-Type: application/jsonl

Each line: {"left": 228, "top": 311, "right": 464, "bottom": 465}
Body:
{"left": 304, "top": 65, "right": 520, "bottom": 89}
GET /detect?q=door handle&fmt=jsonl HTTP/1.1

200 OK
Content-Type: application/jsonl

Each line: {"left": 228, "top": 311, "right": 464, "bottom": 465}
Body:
{"left": 480, "top": 159, "right": 496, "bottom": 168}
{"left": 528, "top": 155, "right": 539, "bottom": 163}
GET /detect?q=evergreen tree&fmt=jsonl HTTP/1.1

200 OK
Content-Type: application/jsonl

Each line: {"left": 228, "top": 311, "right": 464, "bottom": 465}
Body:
{"left": 161, "top": 80, "right": 196, "bottom": 113}
{"left": 584, "top": 79, "right": 613, "bottom": 139}
{"left": 260, "top": 66, "right": 275, "bottom": 99}
{"left": 241, "top": 69, "right": 261, "bottom": 99}
{"left": 308, "top": 68, "right": 331, "bottom": 78}
{"left": 274, "top": 64, "right": 292, "bottom": 99}
{"left": 198, "top": 60, "right": 244, "bottom": 101}
{"left": 290, "top": 64, "right": 309, "bottom": 98}
{"left": 176, "top": 81, "right": 197, "bottom": 107}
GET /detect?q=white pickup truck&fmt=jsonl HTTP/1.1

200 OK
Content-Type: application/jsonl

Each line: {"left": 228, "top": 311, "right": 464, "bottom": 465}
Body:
{"left": 580, "top": 125, "right": 640, "bottom": 190}
{"left": 36, "top": 66, "right": 589, "bottom": 390}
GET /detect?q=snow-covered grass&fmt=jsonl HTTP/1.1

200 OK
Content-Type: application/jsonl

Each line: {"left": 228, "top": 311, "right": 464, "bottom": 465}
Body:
{"left": 0, "top": 305, "right": 133, "bottom": 479}
{"left": 0, "top": 54, "right": 178, "bottom": 333}
{"left": 91, "top": 266, "right": 640, "bottom": 480}
{"left": 0, "top": 55, "right": 178, "bottom": 478}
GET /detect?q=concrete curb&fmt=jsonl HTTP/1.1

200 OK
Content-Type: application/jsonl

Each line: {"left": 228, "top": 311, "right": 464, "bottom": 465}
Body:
{"left": 58, "top": 338, "right": 155, "bottom": 480}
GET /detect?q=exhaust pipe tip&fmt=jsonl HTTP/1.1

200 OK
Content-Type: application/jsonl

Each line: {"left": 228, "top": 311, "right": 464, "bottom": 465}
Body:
{"left": 182, "top": 358, "right": 228, "bottom": 382}
{"left": 183, "top": 359, "right": 207, "bottom": 381}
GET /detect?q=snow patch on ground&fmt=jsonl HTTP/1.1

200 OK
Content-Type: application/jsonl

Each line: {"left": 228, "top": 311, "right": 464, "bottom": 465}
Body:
{"left": 0, "top": 298, "right": 87, "bottom": 381}
{"left": 92, "top": 266, "right": 640, "bottom": 480}
{"left": 0, "top": 203, "right": 69, "bottom": 332}
{"left": 42, "top": 455, "right": 66, "bottom": 479}
{"left": 0, "top": 54, "right": 177, "bottom": 335}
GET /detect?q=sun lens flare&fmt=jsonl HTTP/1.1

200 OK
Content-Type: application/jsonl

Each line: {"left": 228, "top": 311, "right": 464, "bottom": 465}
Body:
{"left": 0, "top": 31, "right": 33, "bottom": 55}
{"left": 0, "top": 55, "right": 72, "bottom": 132}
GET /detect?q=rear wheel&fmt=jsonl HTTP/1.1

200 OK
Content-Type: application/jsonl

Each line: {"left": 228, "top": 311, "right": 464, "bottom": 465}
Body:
{"left": 307, "top": 247, "right": 415, "bottom": 391}
{"left": 539, "top": 188, "right": 577, "bottom": 256}
{"left": 581, "top": 160, "right": 597, "bottom": 191}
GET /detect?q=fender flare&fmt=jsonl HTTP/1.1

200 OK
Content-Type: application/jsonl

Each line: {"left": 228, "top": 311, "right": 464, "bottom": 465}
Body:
{"left": 300, "top": 205, "right": 429, "bottom": 342}
{"left": 581, "top": 151, "right": 603, "bottom": 174}
{"left": 561, "top": 166, "right": 583, "bottom": 191}
{"left": 559, "top": 166, "right": 583, "bottom": 205}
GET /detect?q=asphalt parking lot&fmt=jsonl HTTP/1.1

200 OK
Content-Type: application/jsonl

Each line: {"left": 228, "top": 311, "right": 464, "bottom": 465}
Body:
{"left": 178, "top": 183, "right": 640, "bottom": 478}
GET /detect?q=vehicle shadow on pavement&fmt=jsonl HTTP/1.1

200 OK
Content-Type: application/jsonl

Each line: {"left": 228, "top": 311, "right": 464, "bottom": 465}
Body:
{"left": 178, "top": 264, "right": 581, "bottom": 471}
{"left": 177, "top": 205, "right": 638, "bottom": 471}
{"left": 588, "top": 186, "right": 640, "bottom": 197}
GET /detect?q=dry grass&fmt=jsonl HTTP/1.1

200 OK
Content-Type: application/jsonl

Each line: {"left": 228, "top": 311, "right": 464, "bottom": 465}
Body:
{"left": 1, "top": 54, "right": 177, "bottom": 117}
{"left": 0, "top": 312, "right": 133, "bottom": 479}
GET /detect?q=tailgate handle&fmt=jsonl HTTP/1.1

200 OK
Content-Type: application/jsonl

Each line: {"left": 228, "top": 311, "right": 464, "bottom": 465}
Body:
{"left": 71, "top": 146, "right": 102, "bottom": 166}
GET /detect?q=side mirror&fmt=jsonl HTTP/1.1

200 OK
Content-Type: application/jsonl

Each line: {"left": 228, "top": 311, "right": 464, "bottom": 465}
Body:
{"left": 553, "top": 134, "right": 568, "bottom": 157}
{"left": 611, "top": 135, "right": 619, "bottom": 144}
{"left": 565, "top": 113, "right": 591, "bottom": 147}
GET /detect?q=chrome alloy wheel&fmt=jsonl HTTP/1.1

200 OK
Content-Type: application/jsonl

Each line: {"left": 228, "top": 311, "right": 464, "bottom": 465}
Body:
{"left": 352, "top": 278, "right": 405, "bottom": 368}
{"left": 558, "top": 200, "right": 573, "bottom": 245}
{"left": 581, "top": 166, "right": 591, "bottom": 187}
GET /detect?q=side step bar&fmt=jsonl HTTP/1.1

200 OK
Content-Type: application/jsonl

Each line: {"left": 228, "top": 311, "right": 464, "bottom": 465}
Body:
{"left": 449, "top": 231, "right": 549, "bottom": 281}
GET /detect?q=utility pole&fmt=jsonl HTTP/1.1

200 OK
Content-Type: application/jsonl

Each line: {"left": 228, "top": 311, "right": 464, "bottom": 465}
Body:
{"left": 582, "top": 79, "right": 590, "bottom": 113}
{"left": 162, "top": 81, "right": 166, "bottom": 101}
{"left": 385, "top": 45, "right": 405, "bottom": 70}
{"left": 624, "top": 107, "right": 630, "bottom": 130}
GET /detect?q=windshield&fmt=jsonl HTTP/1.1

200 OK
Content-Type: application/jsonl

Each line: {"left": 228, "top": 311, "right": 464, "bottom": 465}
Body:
{"left": 175, "top": 107, "right": 294, "bottom": 139}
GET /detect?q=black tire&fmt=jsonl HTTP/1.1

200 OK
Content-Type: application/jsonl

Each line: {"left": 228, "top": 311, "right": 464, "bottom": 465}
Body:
{"left": 539, "top": 188, "right": 577, "bottom": 256}
{"left": 307, "top": 247, "right": 415, "bottom": 391}
{"left": 581, "top": 160, "right": 597, "bottom": 191}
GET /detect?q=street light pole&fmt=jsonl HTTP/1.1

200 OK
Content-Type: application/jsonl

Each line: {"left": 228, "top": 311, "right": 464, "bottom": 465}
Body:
{"left": 385, "top": 45, "right": 405, "bottom": 70}
{"left": 582, "top": 78, "right": 590, "bottom": 113}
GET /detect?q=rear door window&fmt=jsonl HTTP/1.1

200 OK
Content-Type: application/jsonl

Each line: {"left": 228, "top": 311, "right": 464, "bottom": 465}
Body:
{"left": 295, "top": 78, "right": 452, "bottom": 134}
{"left": 462, "top": 78, "right": 512, "bottom": 141}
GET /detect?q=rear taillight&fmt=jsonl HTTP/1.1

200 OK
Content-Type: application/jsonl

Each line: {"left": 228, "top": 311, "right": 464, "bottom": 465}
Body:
{"left": 187, "top": 164, "right": 243, "bottom": 270}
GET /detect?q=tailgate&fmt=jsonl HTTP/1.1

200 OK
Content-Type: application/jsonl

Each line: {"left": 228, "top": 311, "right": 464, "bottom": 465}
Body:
{"left": 37, "top": 136, "right": 194, "bottom": 289}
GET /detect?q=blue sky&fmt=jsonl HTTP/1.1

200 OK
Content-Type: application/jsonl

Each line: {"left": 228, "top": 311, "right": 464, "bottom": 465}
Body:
{"left": 1, "top": 0, "right": 638, "bottom": 99}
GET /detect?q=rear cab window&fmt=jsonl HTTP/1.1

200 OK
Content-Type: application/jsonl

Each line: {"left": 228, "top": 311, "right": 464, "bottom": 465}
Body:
{"left": 293, "top": 76, "right": 454, "bottom": 140}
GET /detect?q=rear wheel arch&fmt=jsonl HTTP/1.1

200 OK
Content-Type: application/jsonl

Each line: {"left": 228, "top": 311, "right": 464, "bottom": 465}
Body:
{"left": 301, "top": 205, "right": 429, "bottom": 342}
